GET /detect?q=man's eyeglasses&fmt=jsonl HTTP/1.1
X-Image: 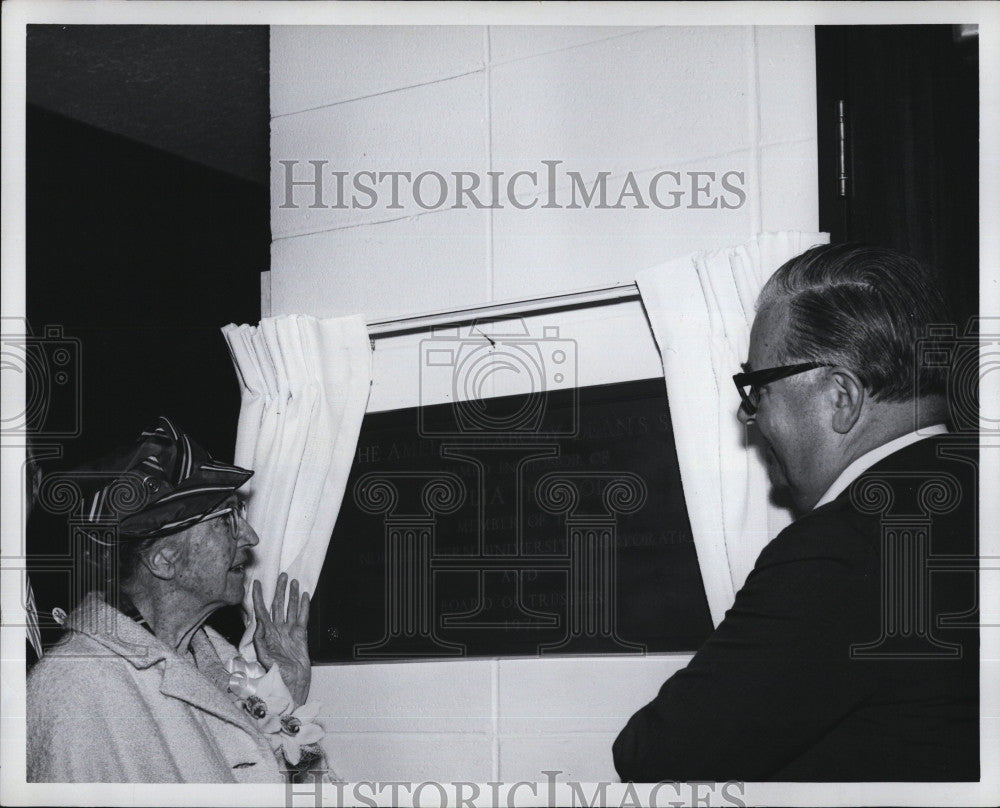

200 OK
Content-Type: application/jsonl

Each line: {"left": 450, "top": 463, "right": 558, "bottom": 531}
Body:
{"left": 201, "top": 499, "right": 248, "bottom": 538}
{"left": 732, "top": 362, "right": 831, "bottom": 416}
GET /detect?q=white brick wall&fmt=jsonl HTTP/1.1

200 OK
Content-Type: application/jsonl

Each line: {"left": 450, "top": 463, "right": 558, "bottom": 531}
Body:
{"left": 269, "top": 25, "right": 818, "bottom": 322}
{"left": 314, "top": 656, "right": 693, "bottom": 782}
{"left": 269, "top": 24, "right": 819, "bottom": 781}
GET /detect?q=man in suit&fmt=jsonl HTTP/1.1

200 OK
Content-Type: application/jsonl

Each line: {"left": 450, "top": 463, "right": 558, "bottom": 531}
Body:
{"left": 613, "top": 243, "right": 979, "bottom": 781}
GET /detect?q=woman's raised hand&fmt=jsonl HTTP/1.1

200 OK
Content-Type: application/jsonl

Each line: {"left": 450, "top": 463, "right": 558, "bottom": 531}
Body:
{"left": 252, "top": 572, "right": 311, "bottom": 706}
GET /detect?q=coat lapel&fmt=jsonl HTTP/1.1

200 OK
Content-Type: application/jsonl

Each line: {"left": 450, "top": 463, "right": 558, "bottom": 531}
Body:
{"left": 158, "top": 655, "right": 261, "bottom": 736}
{"left": 66, "top": 593, "right": 263, "bottom": 738}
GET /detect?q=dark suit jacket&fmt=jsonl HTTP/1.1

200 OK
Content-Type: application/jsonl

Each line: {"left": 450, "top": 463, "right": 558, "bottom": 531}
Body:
{"left": 613, "top": 436, "right": 979, "bottom": 781}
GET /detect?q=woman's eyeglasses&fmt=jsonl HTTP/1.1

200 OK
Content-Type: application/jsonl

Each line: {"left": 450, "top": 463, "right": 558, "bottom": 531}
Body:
{"left": 732, "top": 362, "right": 831, "bottom": 416}
{"left": 200, "top": 499, "right": 248, "bottom": 538}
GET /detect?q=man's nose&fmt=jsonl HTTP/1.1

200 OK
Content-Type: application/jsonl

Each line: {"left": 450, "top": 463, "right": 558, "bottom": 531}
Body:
{"left": 238, "top": 518, "right": 260, "bottom": 548}
{"left": 737, "top": 403, "right": 753, "bottom": 427}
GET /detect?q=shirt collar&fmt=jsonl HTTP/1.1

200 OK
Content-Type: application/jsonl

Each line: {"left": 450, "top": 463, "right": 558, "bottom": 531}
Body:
{"left": 812, "top": 424, "right": 949, "bottom": 510}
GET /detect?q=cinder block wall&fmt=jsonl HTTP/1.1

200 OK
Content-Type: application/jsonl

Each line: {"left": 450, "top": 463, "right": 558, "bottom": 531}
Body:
{"left": 269, "top": 25, "right": 818, "bottom": 782}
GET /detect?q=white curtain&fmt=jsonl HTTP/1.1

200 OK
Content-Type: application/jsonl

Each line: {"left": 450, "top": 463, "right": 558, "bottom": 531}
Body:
{"left": 636, "top": 231, "right": 829, "bottom": 626}
{"left": 221, "top": 314, "right": 373, "bottom": 655}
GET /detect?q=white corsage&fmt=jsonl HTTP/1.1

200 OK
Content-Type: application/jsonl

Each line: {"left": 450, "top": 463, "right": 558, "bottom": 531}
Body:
{"left": 224, "top": 655, "right": 326, "bottom": 765}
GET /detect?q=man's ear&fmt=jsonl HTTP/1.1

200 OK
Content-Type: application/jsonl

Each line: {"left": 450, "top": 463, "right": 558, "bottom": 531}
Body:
{"left": 828, "top": 367, "right": 865, "bottom": 434}
{"left": 142, "top": 536, "right": 185, "bottom": 581}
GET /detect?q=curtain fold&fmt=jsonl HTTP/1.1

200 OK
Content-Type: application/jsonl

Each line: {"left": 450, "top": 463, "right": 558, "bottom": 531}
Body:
{"left": 636, "top": 231, "right": 829, "bottom": 626}
{"left": 221, "top": 314, "right": 372, "bottom": 656}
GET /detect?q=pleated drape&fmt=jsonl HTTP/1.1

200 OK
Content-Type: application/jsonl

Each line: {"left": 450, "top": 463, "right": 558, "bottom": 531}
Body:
{"left": 221, "top": 314, "right": 372, "bottom": 655}
{"left": 636, "top": 231, "right": 829, "bottom": 625}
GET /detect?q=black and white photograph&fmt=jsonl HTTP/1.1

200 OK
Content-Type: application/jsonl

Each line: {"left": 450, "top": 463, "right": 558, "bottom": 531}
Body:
{"left": 1, "top": 2, "right": 998, "bottom": 806}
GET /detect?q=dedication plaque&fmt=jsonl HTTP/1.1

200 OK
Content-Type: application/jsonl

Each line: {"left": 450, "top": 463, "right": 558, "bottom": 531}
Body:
{"left": 309, "top": 377, "right": 713, "bottom": 661}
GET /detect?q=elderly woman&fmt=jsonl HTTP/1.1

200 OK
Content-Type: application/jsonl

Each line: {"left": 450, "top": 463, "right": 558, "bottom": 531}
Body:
{"left": 27, "top": 417, "right": 323, "bottom": 783}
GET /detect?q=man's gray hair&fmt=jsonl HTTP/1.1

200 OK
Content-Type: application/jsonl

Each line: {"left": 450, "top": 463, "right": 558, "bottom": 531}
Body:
{"left": 756, "top": 243, "right": 951, "bottom": 401}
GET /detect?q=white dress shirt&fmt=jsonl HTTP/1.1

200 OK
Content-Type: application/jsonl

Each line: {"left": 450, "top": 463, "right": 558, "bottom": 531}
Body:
{"left": 812, "top": 423, "right": 950, "bottom": 510}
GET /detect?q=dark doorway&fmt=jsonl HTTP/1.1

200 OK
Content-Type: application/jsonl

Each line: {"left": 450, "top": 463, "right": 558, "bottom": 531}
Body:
{"left": 815, "top": 25, "right": 979, "bottom": 325}
{"left": 24, "top": 26, "right": 270, "bottom": 652}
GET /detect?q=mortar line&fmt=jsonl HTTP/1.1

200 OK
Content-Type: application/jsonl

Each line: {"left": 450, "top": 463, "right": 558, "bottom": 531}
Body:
{"left": 749, "top": 26, "right": 763, "bottom": 235}
{"left": 492, "top": 659, "right": 500, "bottom": 781}
{"left": 271, "top": 69, "right": 485, "bottom": 119}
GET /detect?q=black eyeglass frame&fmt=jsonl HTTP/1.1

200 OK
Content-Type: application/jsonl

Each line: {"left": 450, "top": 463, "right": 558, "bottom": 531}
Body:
{"left": 732, "top": 361, "right": 832, "bottom": 416}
